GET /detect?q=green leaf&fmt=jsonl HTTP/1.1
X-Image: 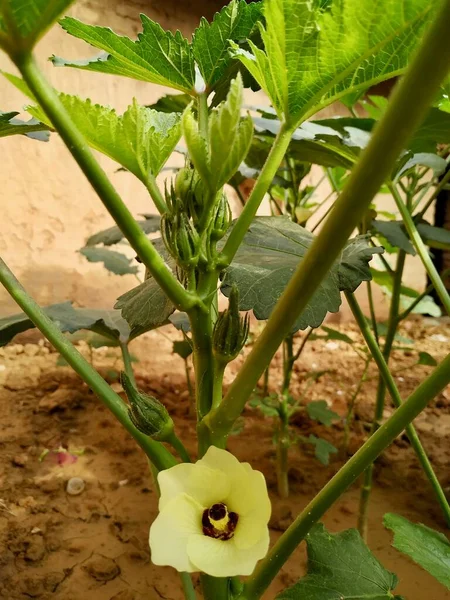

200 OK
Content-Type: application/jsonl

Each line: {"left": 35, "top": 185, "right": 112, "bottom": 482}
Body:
{"left": 277, "top": 523, "right": 402, "bottom": 599}
{"left": 372, "top": 220, "right": 416, "bottom": 255}
{"left": 84, "top": 216, "right": 160, "bottom": 247}
{"left": 417, "top": 223, "right": 450, "bottom": 251}
{"left": 172, "top": 339, "right": 193, "bottom": 360}
{"left": 418, "top": 351, "right": 438, "bottom": 366}
{"left": 0, "top": 110, "right": 49, "bottom": 141}
{"left": 316, "top": 326, "right": 354, "bottom": 345}
{"left": 221, "top": 217, "right": 383, "bottom": 332}
{"left": 384, "top": 513, "right": 450, "bottom": 590}
{"left": 0, "top": 0, "right": 74, "bottom": 55}
{"left": 233, "top": 0, "right": 436, "bottom": 126}
{"left": 55, "top": 15, "right": 195, "bottom": 93}
{"left": 394, "top": 152, "right": 447, "bottom": 181}
{"left": 300, "top": 435, "right": 338, "bottom": 466}
{"left": 192, "top": 0, "right": 263, "bottom": 88}
{"left": 115, "top": 277, "right": 174, "bottom": 331}
{"left": 183, "top": 74, "right": 253, "bottom": 191}
{"left": 307, "top": 400, "right": 339, "bottom": 427}
{"left": 28, "top": 96, "right": 181, "bottom": 181}
{"left": 148, "top": 93, "right": 191, "bottom": 113}
{"left": 1, "top": 71, "right": 37, "bottom": 101}
{"left": 0, "top": 302, "right": 131, "bottom": 346}
{"left": 79, "top": 247, "right": 138, "bottom": 276}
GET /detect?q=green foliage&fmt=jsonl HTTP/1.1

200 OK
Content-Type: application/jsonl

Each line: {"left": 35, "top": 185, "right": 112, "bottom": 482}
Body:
{"left": 183, "top": 75, "right": 253, "bottom": 191}
{"left": 115, "top": 278, "right": 174, "bottom": 330}
{"left": 54, "top": 1, "right": 263, "bottom": 94}
{"left": 79, "top": 247, "right": 138, "bottom": 276}
{"left": 277, "top": 523, "right": 402, "bottom": 599}
{"left": 371, "top": 220, "right": 416, "bottom": 255}
{"left": 233, "top": 0, "right": 436, "bottom": 126}
{"left": 0, "top": 0, "right": 74, "bottom": 55}
{"left": 0, "top": 110, "right": 49, "bottom": 140}
{"left": 384, "top": 513, "right": 450, "bottom": 590}
{"left": 306, "top": 400, "right": 339, "bottom": 427}
{"left": 172, "top": 340, "right": 193, "bottom": 360}
{"left": 417, "top": 223, "right": 450, "bottom": 251}
{"left": 0, "top": 302, "right": 132, "bottom": 346}
{"left": 84, "top": 216, "right": 160, "bottom": 247}
{"left": 310, "top": 326, "right": 354, "bottom": 345}
{"left": 418, "top": 351, "right": 438, "bottom": 367}
{"left": 28, "top": 96, "right": 181, "bottom": 182}
{"left": 222, "top": 217, "right": 383, "bottom": 332}
{"left": 299, "top": 434, "right": 338, "bottom": 466}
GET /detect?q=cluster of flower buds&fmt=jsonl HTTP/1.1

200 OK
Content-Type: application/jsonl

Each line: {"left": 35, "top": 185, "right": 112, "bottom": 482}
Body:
{"left": 213, "top": 284, "right": 249, "bottom": 364}
{"left": 211, "top": 192, "right": 232, "bottom": 241}
{"left": 161, "top": 204, "right": 201, "bottom": 269}
{"left": 121, "top": 372, "right": 174, "bottom": 441}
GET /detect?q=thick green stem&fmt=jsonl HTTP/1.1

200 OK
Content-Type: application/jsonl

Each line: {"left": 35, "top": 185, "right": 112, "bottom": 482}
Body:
{"left": 0, "top": 257, "right": 176, "bottom": 472}
{"left": 180, "top": 573, "right": 197, "bottom": 600}
{"left": 205, "top": 0, "right": 450, "bottom": 441}
{"left": 347, "top": 291, "right": 450, "bottom": 527}
{"left": 366, "top": 281, "right": 379, "bottom": 345}
{"left": 190, "top": 307, "right": 215, "bottom": 422}
{"left": 276, "top": 418, "right": 290, "bottom": 499}
{"left": 120, "top": 342, "right": 136, "bottom": 388}
{"left": 359, "top": 250, "right": 405, "bottom": 539}
{"left": 212, "top": 361, "right": 226, "bottom": 410}
{"left": 390, "top": 181, "right": 450, "bottom": 315}
{"left": 167, "top": 431, "right": 192, "bottom": 463}
{"left": 201, "top": 575, "right": 229, "bottom": 600}
{"left": 16, "top": 53, "right": 195, "bottom": 313}
{"left": 242, "top": 352, "right": 450, "bottom": 600}
{"left": 282, "top": 335, "right": 295, "bottom": 393}
{"left": 184, "top": 357, "right": 196, "bottom": 415}
{"left": 145, "top": 174, "right": 167, "bottom": 215}
{"left": 220, "top": 123, "right": 295, "bottom": 264}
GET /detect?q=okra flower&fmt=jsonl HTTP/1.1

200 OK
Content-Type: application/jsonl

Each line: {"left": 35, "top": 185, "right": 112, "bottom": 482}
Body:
{"left": 149, "top": 446, "right": 271, "bottom": 576}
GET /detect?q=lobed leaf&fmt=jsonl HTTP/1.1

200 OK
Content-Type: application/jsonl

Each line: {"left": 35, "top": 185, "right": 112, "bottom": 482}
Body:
{"left": 300, "top": 434, "right": 338, "bottom": 466}
{"left": 371, "top": 220, "right": 416, "bottom": 255}
{"left": 233, "top": 0, "right": 437, "bottom": 127}
{"left": 306, "top": 400, "right": 339, "bottom": 427}
{"left": 84, "top": 215, "right": 160, "bottom": 247}
{"left": 277, "top": 523, "right": 402, "bottom": 599}
{"left": 384, "top": 513, "right": 450, "bottom": 590}
{"left": 28, "top": 96, "right": 181, "bottom": 181}
{"left": 115, "top": 277, "right": 174, "bottom": 331}
{"left": 0, "top": 110, "right": 49, "bottom": 141}
{"left": 79, "top": 247, "right": 138, "bottom": 276}
{"left": 221, "top": 217, "right": 383, "bottom": 332}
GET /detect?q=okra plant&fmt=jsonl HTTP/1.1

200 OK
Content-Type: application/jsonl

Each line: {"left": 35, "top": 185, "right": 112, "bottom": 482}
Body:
{"left": 1, "top": 0, "right": 450, "bottom": 598}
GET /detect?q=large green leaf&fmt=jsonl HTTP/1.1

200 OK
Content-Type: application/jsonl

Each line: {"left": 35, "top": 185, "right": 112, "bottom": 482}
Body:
{"left": 233, "top": 0, "right": 436, "bottom": 126}
{"left": 79, "top": 247, "right": 138, "bottom": 276}
{"left": 221, "top": 217, "right": 383, "bottom": 331}
{"left": 0, "top": 110, "right": 49, "bottom": 141}
{"left": 192, "top": 0, "right": 263, "bottom": 88}
{"left": 371, "top": 220, "right": 416, "bottom": 255}
{"left": 53, "top": 1, "right": 263, "bottom": 94}
{"left": 277, "top": 523, "right": 402, "bottom": 599}
{"left": 115, "top": 277, "right": 174, "bottom": 331}
{"left": 28, "top": 96, "right": 181, "bottom": 181}
{"left": 84, "top": 216, "right": 160, "bottom": 247}
{"left": 417, "top": 223, "right": 450, "bottom": 251}
{"left": 0, "top": 302, "right": 131, "bottom": 346}
{"left": 0, "top": 0, "right": 74, "bottom": 55}
{"left": 384, "top": 513, "right": 450, "bottom": 590}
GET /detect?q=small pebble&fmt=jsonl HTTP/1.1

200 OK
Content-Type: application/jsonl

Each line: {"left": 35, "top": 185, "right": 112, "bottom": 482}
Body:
{"left": 66, "top": 477, "right": 85, "bottom": 496}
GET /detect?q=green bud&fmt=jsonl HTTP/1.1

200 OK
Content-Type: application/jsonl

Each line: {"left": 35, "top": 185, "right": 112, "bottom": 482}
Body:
{"left": 211, "top": 193, "right": 232, "bottom": 240}
{"left": 174, "top": 211, "right": 201, "bottom": 268}
{"left": 213, "top": 284, "right": 249, "bottom": 363}
{"left": 121, "top": 372, "right": 174, "bottom": 441}
{"left": 175, "top": 166, "right": 195, "bottom": 201}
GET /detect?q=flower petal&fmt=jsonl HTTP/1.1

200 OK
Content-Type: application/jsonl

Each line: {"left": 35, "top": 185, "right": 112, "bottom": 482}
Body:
{"left": 233, "top": 464, "right": 272, "bottom": 520}
{"left": 187, "top": 529, "right": 270, "bottom": 577}
{"left": 149, "top": 493, "right": 202, "bottom": 573}
{"left": 158, "top": 462, "right": 230, "bottom": 510}
{"left": 233, "top": 514, "right": 269, "bottom": 550}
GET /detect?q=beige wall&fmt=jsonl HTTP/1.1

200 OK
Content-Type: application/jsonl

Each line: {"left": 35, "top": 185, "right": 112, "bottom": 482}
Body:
{"left": 0, "top": 0, "right": 426, "bottom": 320}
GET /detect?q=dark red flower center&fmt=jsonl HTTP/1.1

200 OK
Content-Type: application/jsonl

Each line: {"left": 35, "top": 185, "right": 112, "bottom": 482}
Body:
{"left": 202, "top": 502, "right": 238, "bottom": 541}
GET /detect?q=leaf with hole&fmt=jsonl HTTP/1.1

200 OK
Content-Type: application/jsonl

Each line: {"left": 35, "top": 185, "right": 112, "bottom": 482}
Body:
{"left": 306, "top": 401, "right": 339, "bottom": 427}
{"left": 221, "top": 217, "right": 383, "bottom": 332}
{"left": 277, "top": 523, "right": 402, "bottom": 599}
{"left": 79, "top": 247, "right": 138, "bottom": 276}
{"left": 232, "top": 0, "right": 436, "bottom": 126}
{"left": 384, "top": 513, "right": 450, "bottom": 590}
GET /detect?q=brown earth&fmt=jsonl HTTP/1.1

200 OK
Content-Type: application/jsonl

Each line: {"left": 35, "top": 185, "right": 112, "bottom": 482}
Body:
{"left": 0, "top": 318, "right": 450, "bottom": 600}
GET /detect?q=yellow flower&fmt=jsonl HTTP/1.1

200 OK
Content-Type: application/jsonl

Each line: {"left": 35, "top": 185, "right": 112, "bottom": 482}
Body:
{"left": 149, "top": 446, "right": 271, "bottom": 577}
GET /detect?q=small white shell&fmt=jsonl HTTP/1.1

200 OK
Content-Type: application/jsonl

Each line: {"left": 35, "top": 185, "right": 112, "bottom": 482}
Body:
{"left": 66, "top": 477, "right": 85, "bottom": 496}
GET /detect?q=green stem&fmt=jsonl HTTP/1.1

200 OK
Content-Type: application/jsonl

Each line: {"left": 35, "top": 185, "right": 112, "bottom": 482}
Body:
{"left": 190, "top": 307, "right": 215, "bottom": 423}
{"left": 205, "top": 0, "right": 450, "bottom": 441}
{"left": 242, "top": 352, "right": 450, "bottom": 600}
{"left": 145, "top": 174, "right": 167, "bottom": 215}
{"left": 184, "top": 357, "right": 196, "bottom": 415}
{"left": 347, "top": 292, "right": 450, "bottom": 527}
{"left": 415, "top": 164, "right": 450, "bottom": 216}
{"left": 180, "top": 573, "right": 197, "bottom": 600}
{"left": 198, "top": 92, "right": 209, "bottom": 140}
{"left": 16, "top": 53, "right": 195, "bottom": 313}
{"left": 293, "top": 327, "right": 314, "bottom": 363}
{"left": 389, "top": 181, "right": 450, "bottom": 315}
{"left": 0, "top": 257, "right": 176, "bottom": 472}
{"left": 342, "top": 357, "right": 370, "bottom": 455}
{"left": 397, "top": 268, "right": 450, "bottom": 321}
{"left": 212, "top": 361, "right": 226, "bottom": 410}
{"left": 201, "top": 575, "right": 229, "bottom": 600}
{"left": 120, "top": 342, "right": 136, "bottom": 388}
{"left": 167, "top": 431, "right": 192, "bottom": 463}
{"left": 262, "top": 366, "right": 270, "bottom": 397}
{"left": 366, "top": 281, "right": 379, "bottom": 345}
{"left": 220, "top": 123, "right": 295, "bottom": 264}
{"left": 282, "top": 335, "right": 294, "bottom": 393}
{"left": 358, "top": 250, "right": 405, "bottom": 539}
{"left": 276, "top": 419, "right": 290, "bottom": 499}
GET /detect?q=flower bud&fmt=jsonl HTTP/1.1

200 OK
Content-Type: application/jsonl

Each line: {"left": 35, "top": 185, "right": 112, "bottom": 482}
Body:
{"left": 213, "top": 284, "right": 249, "bottom": 363}
{"left": 173, "top": 211, "right": 201, "bottom": 268}
{"left": 211, "top": 193, "right": 232, "bottom": 241}
{"left": 121, "top": 372, "right": 174, "bottom": 441}
{"left": 175, "top": 167, "right": 195, "bottom": 201}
